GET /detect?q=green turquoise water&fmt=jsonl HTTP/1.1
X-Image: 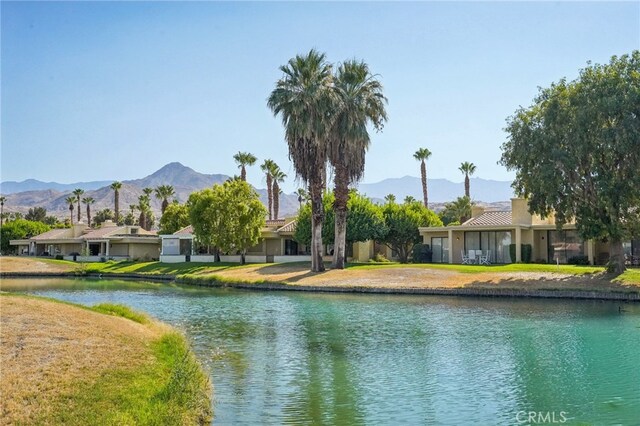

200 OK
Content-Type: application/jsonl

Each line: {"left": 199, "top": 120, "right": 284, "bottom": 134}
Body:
{"left": 2, "top": 278, "right": 639, "bottom": 425}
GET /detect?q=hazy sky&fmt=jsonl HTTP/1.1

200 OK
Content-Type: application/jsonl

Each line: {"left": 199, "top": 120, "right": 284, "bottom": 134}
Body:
{"left": 2, "top": 1, "right": 638, "bottom": 193}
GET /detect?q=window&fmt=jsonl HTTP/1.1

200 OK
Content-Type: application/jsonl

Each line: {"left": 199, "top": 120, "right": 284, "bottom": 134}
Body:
{"left": 431, "top": 237, "right": 449, "bottom": 263}
{"left": 465, "top": 231, "right": 512, "bottom": 263}
{"left": 547, "top": 230, "right": 584, "bottom": 263}
{"left": 284, "top": 239, "right": 299, "bottom": 255}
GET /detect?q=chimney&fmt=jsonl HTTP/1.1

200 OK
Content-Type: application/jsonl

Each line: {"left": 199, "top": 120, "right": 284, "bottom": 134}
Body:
{"left": 511, "top": 198, "right": 532, "bottom": 225}
{"left": 102, "top": 220, "right": 117, "bottom": 228}
{"left": 471, "top": 205, "right": 485, "bottom": 218}
{"left": 72, "top": 222, "right": 89, "bottom": 237}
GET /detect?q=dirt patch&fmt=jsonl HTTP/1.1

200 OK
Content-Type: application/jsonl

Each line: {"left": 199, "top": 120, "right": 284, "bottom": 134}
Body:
{"left": 0, "top": 257, "right": 74, "bottom": 273}
{"left": 0, "top": 295, "right": 163, "bottom": 424}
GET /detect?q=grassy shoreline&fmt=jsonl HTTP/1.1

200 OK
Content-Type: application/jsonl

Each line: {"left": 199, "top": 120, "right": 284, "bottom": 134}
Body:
{"left": 0, "top": 293, "right": 212, "bottom": 425}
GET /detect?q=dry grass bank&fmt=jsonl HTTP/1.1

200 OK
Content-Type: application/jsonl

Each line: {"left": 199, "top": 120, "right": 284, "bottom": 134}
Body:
{"left": 0, "top": 294, "right": 211, "bottom": 425}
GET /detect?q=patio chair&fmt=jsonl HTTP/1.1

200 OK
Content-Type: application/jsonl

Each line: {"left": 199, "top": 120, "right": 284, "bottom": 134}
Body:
{"left": 468, "top": 250, "right": 477, "bottom": 264}
{"left": 479, "top": 250, "right": 491, "bottom": 265}
{"left": 461, "top": 250, "right": 471, "bottom": 264}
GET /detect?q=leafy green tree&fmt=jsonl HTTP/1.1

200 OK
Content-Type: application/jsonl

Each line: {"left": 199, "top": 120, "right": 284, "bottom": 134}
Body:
{"left": 294, "top": 192, "right": 387, "bottom": 257}
{"left": 154, "top": 185, "right": 176, "bottom": 215}
{"left": 189, "top": 180, "right": 267, "bottom": 264}
{"left": 233, "top": 152, "right": 258, "bottom": 181}
{"left": 459, "top": 162, "right": 477, "bottom": 198}
{"left": 1, "top": 219, "right": 49, "bottom": 254}
{"left": 158, "top": 203, "right": 190, "bottom": 235}
{"left": 440, "top": 196, "right": 473, "bottom": 225}
{"left": 82, "top": 197, "right": 95, "bottom": 227}
{"left": 500, "top": 51, "right": 640, "bottom": 274}
{"left": 268, "top": 50, "right": 334, "bottom": 272}
{"left": 414, "top": 148, "right": 432, "bottom": 208}
{"left": 65, "top": 196, "right": 75, "bottom": 225}
{"left": 381, "top": 199, "right": 442, "bottom": 263}
{"left": 25, "top": 207, "right": 47, "bottom": 222}
{"left": 110, "top": 181, "right": 122, "bottom": 222}
{"left": 328, "top": 60, "right": 388, "bottom": 269}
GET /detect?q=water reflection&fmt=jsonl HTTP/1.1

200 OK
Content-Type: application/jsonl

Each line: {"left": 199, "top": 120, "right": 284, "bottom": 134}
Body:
{"left": 2, "top": 278, "right": 639, "bottom": 425}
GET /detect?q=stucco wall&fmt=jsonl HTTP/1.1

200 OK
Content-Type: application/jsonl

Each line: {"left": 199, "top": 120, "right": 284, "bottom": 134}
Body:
{"left": 129, "top": 243, "right": 160, "bottom": 260}
{"left": 109, "top": 244, "right": 129, "bottom": 256}
{"left": 265, "top": 239, "right": 282, "bottom": 256}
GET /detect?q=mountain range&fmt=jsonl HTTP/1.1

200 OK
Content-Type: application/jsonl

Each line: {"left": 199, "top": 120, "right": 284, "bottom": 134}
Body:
{"left": 1, "top": 162, "right": 515, "bottom": 220}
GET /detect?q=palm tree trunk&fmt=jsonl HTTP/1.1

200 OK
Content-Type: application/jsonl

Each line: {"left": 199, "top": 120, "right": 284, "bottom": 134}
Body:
{"left": 77, "top": 201, "right": 81, "bottom": 222}
{"left": 162, "top": 199, "right": 168, "bottom": 215}
{"left": 241, "top": 166, "right": 247, "bottom": 181}
{"left": 309, "top": 174, "right": 325, "bottom": 272}
{"left": 273, "top": 181, "right": 280, "bottom": 220}
{"left": 608, "top": 238, "right": 626, "bottom": 274}
{"left": 266, "top": 175, "right": 273, "bottom": 220}
{"left": 421, "top": 160, "right": 428, "bottom": 208}
{"left": 69, "top": 207, "right": 74, "bottom": 225}
{"left": 139, "top": 211, "right": 145, "bottom": 230}
{"left": 465, "top": 175, "right": 470, "bottom": 198}
{"left": 332, "top": 165, "right": 349, "bottom": 269}
{"left": 86, "top": 206, "right": 91, "bottom": 227}
{"left": 114, "top": 192, "right": 120, "bottom": 222}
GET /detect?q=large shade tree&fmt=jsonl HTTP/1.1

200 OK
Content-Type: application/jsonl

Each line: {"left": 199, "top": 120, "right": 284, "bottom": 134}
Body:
{"left": 414, "top": 148, "right": 432, "bottom": 208}
{"left": 267, "top": 50, "right": 334, "bottom": 272}
{"left": 158, "top": 202, "right": 190, "bottom": 235}
{"left": 110, "top": 182, "right": 122, "bottom": 222}
{"left": 234, "top": 152, "right": 258, "bottom": 182}
{"left": 328, "top": 60, "right": 387, "bottom": 269}
{"left": 500, "top": 51, "right": 640, "bottom": 274}
{"left": 459, "top": 162, "right": 477, "bottom": 198}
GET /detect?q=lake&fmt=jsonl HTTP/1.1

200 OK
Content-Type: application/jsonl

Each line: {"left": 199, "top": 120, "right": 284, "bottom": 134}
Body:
{"left": 2, "top": 278, "right": 639, "bottom": 425}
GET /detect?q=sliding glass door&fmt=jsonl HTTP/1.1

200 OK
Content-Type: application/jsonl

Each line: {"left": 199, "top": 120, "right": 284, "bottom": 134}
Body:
{"left": 431, "top": 237, "right": 449, "bottom": 263}
{"left": 464, "top": 231, "right": 512, "bottom": 263}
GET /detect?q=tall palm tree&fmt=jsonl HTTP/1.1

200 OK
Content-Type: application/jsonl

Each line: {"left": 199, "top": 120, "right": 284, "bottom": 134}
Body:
{"left": 65, "top": 196, "right": 75, "bottom": 225}
{"left": 295, "top": 188, "right": 309, "bottom": 209}
{"left": 0, "top": 196, "right": 6, "bottom": 228}
{"left": 138, "top": 194, "right": 151, "bottom": 230}
{"left": 384, "top": 194, "right": 396, "bottom": 204}
{"left": 404, "top": 195, "right": 417, "bottom": 204}
{"left": 110, "top": 181, "right": 122, "bottom": 222}
{"left": 328, "top": 60, "right": 387, "bottom": 269}
{"left": 82, "top": 197, "right": 95, "bottom": 227}
{"left": 271, "top": 167, "right": 287, "bottom": 220}
{"left": 73, "top": 188, "right": 84, "bottom": 222}
{"left": 260, "top": 159, "right": 277, "bottom": 220}
{"left": 459, "top": 162, "right": 477, "bottom": 198}
{"left": 268, "top": 49, "right": 334, "bottom": 272}
{"left": 414, "top": 148, "right": 432, "bottom": 208}
{"left": 154, "top": 185, "right": 175, "bottom": 215}
{"left": 233, "top": 152, "right": 258, "bottom": 181}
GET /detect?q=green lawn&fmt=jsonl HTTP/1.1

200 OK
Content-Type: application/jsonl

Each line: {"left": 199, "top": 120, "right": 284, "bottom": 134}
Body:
{"left": 83, "top": 260, "right": 253, "bottom": 275}
{"left": 346, "top": 262, "right": 605, "bottom": 275}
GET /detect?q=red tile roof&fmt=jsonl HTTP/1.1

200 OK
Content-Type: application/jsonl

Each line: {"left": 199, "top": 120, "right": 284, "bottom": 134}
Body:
{"left": 277, "top": 220, "right": 297, "bottom": 233}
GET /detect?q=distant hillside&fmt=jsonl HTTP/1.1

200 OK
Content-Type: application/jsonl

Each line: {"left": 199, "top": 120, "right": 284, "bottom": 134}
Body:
{"left": 1, "top": 162, "right": 302, "bottom": 220}
{"left": 357, "top": 176, "right": 515, "bottom": 203}
{"left": 0, "top": 178, "right": 113, "bottom": 194}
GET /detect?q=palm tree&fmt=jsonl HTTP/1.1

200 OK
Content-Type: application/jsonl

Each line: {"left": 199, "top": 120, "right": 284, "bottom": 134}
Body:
{"left": 82, "top": 197, "right": 95, "bottom": 227}
{"left": 260, "top": 159, "right": 277, "bottom": 220}
{"left": 414, "top": 148, "right": 432, "bottom": 208}
{"left": 73, "top": 188, "right": 84, "bottom": 222}
{"left": 110, "top": 181, "right": 122, "bottom": 222}
{"left": 154, "top": 185, "right": 175, "bottom": 215}
{"left": 271, "top": 167, "right": 287, "bottom": 220}
{"left": 328, "top": 60, "right": 388, "bottom": 269}
{"left": 459, "top": 162, "right": 477, "bottom": 198}
{"left": 296, "top": 188, "right": 309, "bottom": 209}
{"left": 138, "top": 195, "right": 150, "bottom": 230}
{"left": 0, "top": 196, "right": 6, "bottom": 228}
{"left": 233, "top": 152, "right": 258, "bottom": 181}
{"left": 65, "top": 196, "right": 75, "bottom": 225}
{"left": 384, "top": 194, "right": 396, "bottom": 204}
{"left": 404, "top": 195, "right": 417, "bottom": 204}
{"left": 268, "top": 50, "right": 334, "bottom": 272}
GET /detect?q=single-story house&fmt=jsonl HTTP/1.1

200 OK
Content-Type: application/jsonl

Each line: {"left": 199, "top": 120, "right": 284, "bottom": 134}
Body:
{"left": 160, "top": 218, "right": 378, "bottom": 263}
{"left": 10, "top": 220, "right": 160, "bottom": 261}
{"left": 419, "top": 198, "right": 639, "bottom": 265}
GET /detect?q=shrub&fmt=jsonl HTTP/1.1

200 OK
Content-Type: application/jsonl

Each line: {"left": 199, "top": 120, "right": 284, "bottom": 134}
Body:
{"left": 568, "top": 255, "right": 590, "bottom": 266}
{"left": 55, "top": 255, "right": 64, "bottom": 260}
{"left": 521, "top": 244, "right": 532, "bottom": 263}
{"left": 412, "top": 243, "right": 432, "bottom": 263}
{"left": 371, "top": 253, "right": 391, "bottom": 263}
{"left": 509, "top": 244, "right": 516, "bottom": 263}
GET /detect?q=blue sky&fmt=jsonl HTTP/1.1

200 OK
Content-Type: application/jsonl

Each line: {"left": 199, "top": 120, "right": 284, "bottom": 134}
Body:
{"left": 2, "top": 1, "right": 638, "bottom": 193}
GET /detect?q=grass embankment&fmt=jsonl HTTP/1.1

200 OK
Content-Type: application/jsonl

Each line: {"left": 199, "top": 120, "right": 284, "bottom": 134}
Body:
{"left": 0, "top": 294, "right": 212, "bottom": 425}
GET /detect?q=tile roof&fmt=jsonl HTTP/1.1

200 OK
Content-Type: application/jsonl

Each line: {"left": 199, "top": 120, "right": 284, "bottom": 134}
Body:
{"left": 277, "top": 220, "right": 297, "bottom": 233}
{"left": 81, "top": 226, "right": 156, "bottom": 240}
{"left": 462, "top": 211, "right": 512, "bottom": 227}
{"left": 31, "top": 228, "right": 74, "bottom": 240}
{"left": 173, "top": 225, "right": 194, "bottom": 235}
{"left": 266, "top": 219, "right": 286, "bottom": 227}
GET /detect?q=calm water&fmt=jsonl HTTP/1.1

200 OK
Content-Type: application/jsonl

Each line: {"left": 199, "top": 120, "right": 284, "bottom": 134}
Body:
{"left": 2, "top": 278, "right": 640, "bottom": 425}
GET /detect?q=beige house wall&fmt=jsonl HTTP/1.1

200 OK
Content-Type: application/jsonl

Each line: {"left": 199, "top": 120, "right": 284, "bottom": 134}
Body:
{"left": 109, "top": 244, "right": 129, "bottom": 256}
{"left": 451, "top": 231, "right": 465, "bottom": 264}
{"left": 129, "top": 243, "right": 159, "bottom": 260}
{"left": 352, "top": 241, "right": 374, "bottom": 262}
{"left": 265, "top": 239, "right": 282, "bottom": 256}
{"left": 533, "top": 230, "right": 548, "bottom": 262}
